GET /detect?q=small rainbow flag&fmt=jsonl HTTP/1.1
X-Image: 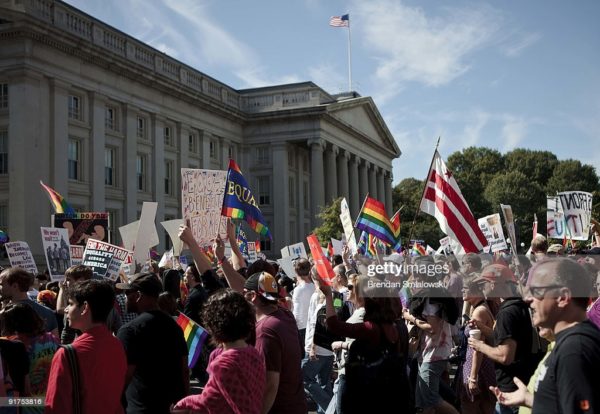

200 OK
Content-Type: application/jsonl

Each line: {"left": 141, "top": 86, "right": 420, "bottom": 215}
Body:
{"left": 40, "top": 181, "right": 75, "bottom": 214}
{"left": 412, "top": 242, "right": 427, "bottom": 256}
{"left": 391, "top": 209, "right": 402, "bottom": 253}
{"left": 176, "top": 313, "right": 209, "bottom": 368}
{"left": 354, "top": 196, "right": 396, "bottom": 246}
{"left": 367, "top": 234, "right": 378, "bottom": 257}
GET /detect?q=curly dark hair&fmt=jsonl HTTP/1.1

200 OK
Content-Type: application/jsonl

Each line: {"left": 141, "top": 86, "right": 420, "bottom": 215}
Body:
{"left": 200, "top": 288, "right": 256, "bottom": 344}
{"left": 0, "top": 302, "right": 45, "bottom": 337}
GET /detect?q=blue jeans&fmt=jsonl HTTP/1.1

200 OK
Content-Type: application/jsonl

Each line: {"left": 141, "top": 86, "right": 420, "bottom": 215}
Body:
{"left": 496, "top": 402, "right": 519, "bottom": 414}
{"left": 302, "top": 354, "right": 334, "bottom": 414}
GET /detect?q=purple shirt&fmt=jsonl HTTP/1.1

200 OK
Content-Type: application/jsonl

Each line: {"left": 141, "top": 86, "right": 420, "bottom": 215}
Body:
{"left": 587, "top": 298, "right": 600, "bottom": 329}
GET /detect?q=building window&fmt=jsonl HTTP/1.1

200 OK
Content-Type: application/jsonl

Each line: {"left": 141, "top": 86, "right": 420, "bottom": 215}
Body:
{"left": 68, "top": 95, "right": 81, "bottom": 120}
{"left": 105, "top": 106, "right": 118, "bottom": 131}
{"left": 209, "top": 141, "right": 216, "bottom": 159}
{"left": 68, "top": 139, "right": 81, "bottom": 181}
{"left": 136, "top": 154, "right": 147, "bottom": 191}
{"left": 289, "top": 176, "right": 295, "bottom": 206}
{"left": 256, "top": 176, "right": 271, "bottom": 206}
{"left": 260, "top": 239, "right": 271, "bottom": 252}
{"left": 104, "top": 147, "right": 115, "bottom": 186}
{"left": 303, "top": 181, "right": 309, "bottom": 209}
{"left": 0, "top": 204, "right": 7, "bottom": 232}
{"left": 165, "top": 160, "right": 173, "bottom": 196}
{"left": 0, "top": 84, "right": 7, "bottom": 109}
{"left": 256, "top": 147, "right": 269, "bottom": 164}
{"left": 0, "top": 131, "right": 7, "bottom": 175}
{"left": 107, "top": 209, "right": 119, "bottom": 245}
{"left": 137, "top": 117, "right": 146, "bottom": 139}
{"left": 189, "top": 134, "right": 198, "bottom": 154}
{"left": 164, "top": 126, "right": 172, "bottom": 146}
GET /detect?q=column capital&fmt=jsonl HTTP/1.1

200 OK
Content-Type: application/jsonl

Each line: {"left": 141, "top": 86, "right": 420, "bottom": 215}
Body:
{"left": 384, "top": 170, "right": 393, "bottom": 180}
{"left": 327, "top": 143, "right": 339, "bottom": 156}
{"left": 307, "top": 138, "right": 326, "bottom": 150}
{"left": 338, "top": 149, "right": 352, "bottom": 161}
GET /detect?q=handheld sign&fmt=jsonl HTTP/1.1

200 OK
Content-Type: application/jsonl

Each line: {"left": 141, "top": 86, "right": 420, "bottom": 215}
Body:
{"left": 306, "top": 234, "right": 334, "bottom": 285}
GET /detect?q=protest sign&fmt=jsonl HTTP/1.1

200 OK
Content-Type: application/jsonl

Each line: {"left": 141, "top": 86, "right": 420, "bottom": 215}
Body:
{"left": 438, "top": 237, "right": 452, "bottom": 255}
{"left": 277, "top": 256, "right": 296, "bottom": 280}
{"left": 288, "top": 242, "right": 308, "bottom": 259}
{"left": 70, "top": 245, "right": 84, "bottom": 266}
{"left": 500, "top": 204, "right": 519, "bottom": 257}
{"left": 331, "top": 238, "right": 344, "bottom": 255}
{"left": 280, "top": 247, "right": 290, "bottom": 258}
{"left": 247, "top": 241, "right": 258, "bottom": 263}
{"left": 159, "top": 248, "right": 174, "bottom": 268}
{"left": 53, "top": 212, "right": 109, "bottom": 245}
{"left": 161, "top": 219, "right": 184, "bottom": 256}
{"left": 306, "top": 234, "right": 334, "bottom": 285}
{"left": 557, "top": 191, "right": 593, "bottom": 240}
{"left": 41, "top": 227, "right": 71, "bottom": 281}
{"left": 132, "top": 202, "right": 158, "bottom": 268}
{"left": 546, "top": 196, "right": 566, "bottom": 239}
{"left": 181, "top": 168, "right": 228, "bottom": 247}
{"left": 5, "top": 242, "right": 38, "bottom": 275}
{"left": 477, "top": 214, "right": 508, "bottom": 253}
{"left": 339, "top": 198, "right": 358, "bottom": 254}
{"left": 82, "top": 239, "right": 131, "bottom": 280}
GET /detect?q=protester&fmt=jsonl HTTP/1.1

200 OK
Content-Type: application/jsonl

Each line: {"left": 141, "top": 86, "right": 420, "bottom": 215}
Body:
{"left": 0, "top": 267, "right": 58, "bottom": 337}
{"left": 117, "top": 273, "right": 189, "bottom": 414}
{"left": 291, "top": 258, "right": 315, "bottom": 355}
{"left": 56, "top": 265, "right": 93, "bottom": 344}
{"left": 173, "top": 289, "right": 265, "bottom": 414}
{"left": 45, "top": 280, "right": 127, "bottom": 414}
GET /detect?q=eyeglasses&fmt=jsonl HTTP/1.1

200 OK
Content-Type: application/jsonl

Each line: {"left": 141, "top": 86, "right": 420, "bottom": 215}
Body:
{"left": 528, "top": 285, "right": 564, "bottom": 299}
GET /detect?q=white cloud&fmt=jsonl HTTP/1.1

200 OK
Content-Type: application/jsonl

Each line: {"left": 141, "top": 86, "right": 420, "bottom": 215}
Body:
{"left": 501, "top": 32, "right": 542, "bottom": 58}
{"left": 500, "top": 116, "right": 527, "bottom": 150}
{"left": 307, "top": 63, "right": 348, "bottom": 95}
{"left": 353, "top": 0, "right": 501, "bottom": 101}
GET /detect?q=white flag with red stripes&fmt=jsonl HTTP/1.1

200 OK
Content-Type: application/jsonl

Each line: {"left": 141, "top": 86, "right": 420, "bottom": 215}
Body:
{"left": 420, "top": 151, "right": 488, "bottom": 253}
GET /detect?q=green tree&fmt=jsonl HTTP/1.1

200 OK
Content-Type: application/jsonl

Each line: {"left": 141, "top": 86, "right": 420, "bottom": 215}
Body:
{"left": 504, "top": 149, "right": 559, "bottom": 186}
{"left": 312, "top": 197, "right": 344, "bottom": 245}
{"left": 545, "top": 159, "right": 600, "bottom": 195}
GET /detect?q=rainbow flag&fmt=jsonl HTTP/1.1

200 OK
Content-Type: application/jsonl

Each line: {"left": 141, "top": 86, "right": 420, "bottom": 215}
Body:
{"left": 354, "top": 196, "right": 396, "bottom": 246}
{"left": 391, "top": 209, "right": 402, "bottom": 252}
{"left": 357, "top": 231, "right": 367, "bottom": 256}
{"left": 176, "top": 313, "right": 209, "bottom": 368}
{"left": 40, "top": 181, "right": 75, "bottom": 214}
{"left": 221, "top": 159, "right": 271, "bottom": 239}
{"left": 367, "top": 234, "right": 378, "bottom": 257}
{"left": 412, "top": 242, "right": 426, "bottom": 256}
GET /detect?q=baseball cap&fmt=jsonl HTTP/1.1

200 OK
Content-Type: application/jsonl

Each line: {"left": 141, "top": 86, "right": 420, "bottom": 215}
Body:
{"left": 383, "top": 252, "right": 404, "bottom": 265}
{"left": 474, "top": 263, "right": 516, "bottom": 284}
{"left": 547, "top": 244, "right": 565, "bottom": 255}
{"left": 244, "top": 271, "right": 280, "bottom": 302}
{"left": 115, "top": 272, "right": 162, "bottom": 298}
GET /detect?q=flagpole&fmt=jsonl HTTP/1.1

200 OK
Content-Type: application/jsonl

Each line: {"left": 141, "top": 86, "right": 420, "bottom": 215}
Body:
{"left": 353, "top": 193, "right": 370, "bottom": 229}
{"left": 407, "top": 137, "right": 441, "bottom": 251}
{"left": 347, "top": 12, "right": 352, "bottom": 92}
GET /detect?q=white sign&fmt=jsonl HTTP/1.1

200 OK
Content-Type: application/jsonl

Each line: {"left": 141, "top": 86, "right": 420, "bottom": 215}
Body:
{"left": 70, "top": 245, "right": 84, "bottom": 266}
{"left": 161, "top": 219, "right": 184, "bottom": 256}
{"left": 557, "top": 191, "right": 593, "bottom": 240}
{"left": 132, "top": 202, "right": 158, "bottom": 268}
{"left": 159, "top": 248, "right": 174, "bottom": 268}
{"left": 280, "top": 246, "right": 290, "bottom": 258}
{"left": 41, "top": 227, "right": 71, "bottom": 281}
{"left": 477, "top": 214, "right": 508, "bottom": 253}
{"left": 247, "top": 241, "right": 258, "bottom": 263}
{"left": 181, "top": 168, "right": 228, "bottom": 247}
{"left": 5, "top": 242, "right": 38, "bottom": 275}
{"left": 339, "top": 198, "right": 358, "bottom": 254}
{"left": 331, "top": 238, "right": 344, "bottom": 255}
{"left": 438, "top": 236, "right": 452, "bottom": 255}
{"left": 277, "top": 256, "right": 296, "bottom": 280}
{"left": 547, "top": 196, "right": 566, "bottom": 239}
{"left": 288, "top": 242, "right": 308, "bottom": 259}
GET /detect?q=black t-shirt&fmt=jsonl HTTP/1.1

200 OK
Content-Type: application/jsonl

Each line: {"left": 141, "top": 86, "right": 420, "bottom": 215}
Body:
{"left": 117, "top": 310, "right": 188, "bottom": 414}
{"left": 184, "top": 285, "right": 208, "bottom": 324}
{"left": 532, "top": 320, "right": 600, "bottom": 414}
{"left": 493, "top": 298, "right": 539, "bottom": 391}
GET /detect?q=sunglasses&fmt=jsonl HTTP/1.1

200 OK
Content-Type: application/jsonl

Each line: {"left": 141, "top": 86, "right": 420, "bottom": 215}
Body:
{"left": 528, "top": 285, "right": 564, "bottom": 300}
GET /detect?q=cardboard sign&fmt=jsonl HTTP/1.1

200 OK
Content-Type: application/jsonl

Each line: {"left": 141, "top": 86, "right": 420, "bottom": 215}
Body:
{"left": 53, "top": 212, "right": 109, "bottom": 245}
{"left": 5, "top": 241, "right": 38, "bottom": 275}
{"left": 132, "top": 202, "right": 158, "bottom": 268}
{"left": 280, "top": 247, "right": 290, "bottom": 258}
{"left": 277, "top": 256, "right": 296, "bottom": 279}
{"left": 181, "top": 168, "right": 228, "bottom": 247}
{"left": 159, "top": 248, "right": 174, "bottom": 268}
{"left": 161, "top": 219, "right": 184, "bottom": 256}
{"left": 83, "top": 239, "right": 131, "bottom": 281}
{"left": 306, "top": 234, "right": 334, "bottom": 285}
{"left": 339, "top": 198, "right": 358, "bottom": 254}
{"left": 438, "top": 237, "right": 452, "bottom": 255}
{"left": 477, "top": 214, "right": 508, "bottom": 253}
{"left": 331, "top": 238, "right": 344, "bottom": 255}
{"left": 288, "top": 242, "right": 308, "bottom": 259}
{"left": 41, "top": 227, "right": 71, "bottom": 281}
{"left": 500, "top": 204, "right": 519, "bottom": 256}
{"left": 547, "top": 196, "right": 566, "bottom": 239}
{"left": 557, "top": 191, "right": 593, "bottom": 240}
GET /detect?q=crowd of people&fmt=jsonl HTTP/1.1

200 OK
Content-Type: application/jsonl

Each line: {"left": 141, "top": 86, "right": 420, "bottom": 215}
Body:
{"left": 0, "top": 221, "right": 599, "bottom": 414}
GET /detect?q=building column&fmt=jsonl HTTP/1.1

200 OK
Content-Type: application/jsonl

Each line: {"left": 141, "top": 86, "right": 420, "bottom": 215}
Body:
{"left": 272, "top": 143, "right": 289, "bottom": 252}
{"left": 308, "top": 139, "right": 325, "bottom": 226}
{"left": 324, "top": 143, "right": 338, "bottom": 203}
{"left": 49, "top": 79, "right": 69, "bottom": 191}
{"left": 385, "top": 170, "right": 393, "bottom": 217}
{"left": 337, "top": 149, "right": 350, "bottom": 202}
{"left": 90, "top": 92, "right": 106, "bottom": 211}
{"left": 368, "top": 162, "right": 378, "bottom": 201}
{"left": 348, "top": 154, "right": 359, "bottom": 217}
{"left": 377, "top": 167, "right": 385, "bottom": 208}
{"left": 200, "top": 130, "right": 212, "bottom": 169}
{"left": 177, "top": 122, "right": 189, "bottom": 207}
{"left": 358, "top": 159, "right": 368, "bottom": 207}
{"left": 296, "top": 151, "right": 305, "bottom": 241}
{"left": 151, "top": 114, "right": 165, "bottom": 247}
{"left": 124, "top": 104, "right": 139, "bottom": 223}
{"left": 220, "top": 137, "right": 230, "bottom": 169}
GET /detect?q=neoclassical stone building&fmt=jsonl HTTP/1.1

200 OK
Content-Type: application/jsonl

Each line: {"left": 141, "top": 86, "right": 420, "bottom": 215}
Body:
{"left": 0, "top": 0, "right": 400, "bottom": 258}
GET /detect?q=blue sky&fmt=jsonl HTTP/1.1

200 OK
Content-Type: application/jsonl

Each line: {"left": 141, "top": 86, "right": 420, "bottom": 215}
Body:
{"left": 66, "top": 0, "right": 600, "bottom": 185}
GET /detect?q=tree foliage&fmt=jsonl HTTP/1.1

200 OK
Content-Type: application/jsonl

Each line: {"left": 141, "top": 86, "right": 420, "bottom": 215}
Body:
{"left": 313, "top": 197, "right": 344, "bottom": 245}
{"left": 393, "top": 147, "right": 600, "bottom": 251}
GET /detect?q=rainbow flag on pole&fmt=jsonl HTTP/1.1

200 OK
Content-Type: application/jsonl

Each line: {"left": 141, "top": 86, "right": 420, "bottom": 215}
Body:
{"left": 221, "top": 159, "right": 272, "bottom": 239}
{"left": 176, "top": 313, "right": 209, "bottom": 368}
{"left": 354, "top": 196, "right": 396, "bottom": 246}
{"left": 40, "top": 181, "right": 75, "bottom": 214}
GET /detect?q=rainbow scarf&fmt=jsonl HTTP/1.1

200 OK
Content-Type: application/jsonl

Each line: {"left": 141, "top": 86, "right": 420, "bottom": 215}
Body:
{"left": 40, "top": 181, "right": 75, "bottom": 214}
{"left": 176, "top": 313, "right": 209, "bottom": 368}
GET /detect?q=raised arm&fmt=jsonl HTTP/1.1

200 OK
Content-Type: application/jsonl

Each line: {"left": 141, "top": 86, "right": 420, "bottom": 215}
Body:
{"left": 178, "top": 224, "right": 213, "bottom": 274}
{"left": 214, "top": 235, "right": 246, "bottom": 294}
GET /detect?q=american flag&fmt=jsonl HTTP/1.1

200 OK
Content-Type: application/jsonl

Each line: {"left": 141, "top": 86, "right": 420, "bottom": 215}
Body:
{"left": 329, "top": 14, "right": 349, "bottom": 27}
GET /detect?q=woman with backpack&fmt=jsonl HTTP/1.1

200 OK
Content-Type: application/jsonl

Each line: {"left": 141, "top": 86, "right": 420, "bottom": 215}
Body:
{"left": 317, "top": 274, "right": 410, "bottom": 414}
